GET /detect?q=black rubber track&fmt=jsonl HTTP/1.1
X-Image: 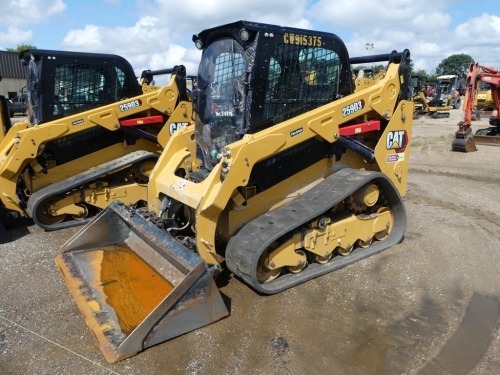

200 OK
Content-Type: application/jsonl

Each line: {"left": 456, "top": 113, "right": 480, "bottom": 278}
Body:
{"left": 225, "top": 168, "right": 407, "bottom": 294}
{"left": 26, "top": 150, "right": 158, "bottom": 231}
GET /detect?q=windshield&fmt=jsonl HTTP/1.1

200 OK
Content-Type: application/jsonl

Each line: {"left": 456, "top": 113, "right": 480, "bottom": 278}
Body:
{"left": 195, "top": 38, "right": 251, "bottom": 168}
{"left": 53, "top": 64, "right": 127, "bottom": 118}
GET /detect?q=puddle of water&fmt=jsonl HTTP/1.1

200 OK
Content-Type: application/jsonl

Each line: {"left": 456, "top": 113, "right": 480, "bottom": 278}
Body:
{"left": 336, "top": 293, "right": 500, "bottom": 375}
{"left": 417, "top": 293, "right": 500, "bottom": 375}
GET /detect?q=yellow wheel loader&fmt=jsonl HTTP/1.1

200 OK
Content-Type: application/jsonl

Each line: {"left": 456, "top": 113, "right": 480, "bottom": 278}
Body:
{"left": 56, "top": 20, "right": 413, "bottom": 362}
{"left": 0, "top": 49, "right": 193, "bottom": 237}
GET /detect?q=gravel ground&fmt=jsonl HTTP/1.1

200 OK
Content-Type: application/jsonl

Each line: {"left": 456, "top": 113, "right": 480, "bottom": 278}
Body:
{"left": 1, "top": 107, "right": 499, "bottom": 375}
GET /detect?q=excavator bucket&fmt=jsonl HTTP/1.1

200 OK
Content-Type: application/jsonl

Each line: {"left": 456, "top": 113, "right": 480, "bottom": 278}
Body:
{"left": 55, "top": 201, "right": 229, "bottom": 363}
{"left": 452, "top": 124, "right": 477, "bottom": 152}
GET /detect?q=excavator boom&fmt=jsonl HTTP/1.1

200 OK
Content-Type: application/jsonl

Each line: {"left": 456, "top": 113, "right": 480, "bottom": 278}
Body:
{"left": 452, "top": 62, "right": 500, "bottom": 151}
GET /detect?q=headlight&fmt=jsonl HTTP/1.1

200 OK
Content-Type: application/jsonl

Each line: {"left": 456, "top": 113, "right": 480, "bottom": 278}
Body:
{"left": 239, "top": 28, "right": 250, "bottom": 42}
{"left": 194, "top": 39, "right": 203, "bottom": 50}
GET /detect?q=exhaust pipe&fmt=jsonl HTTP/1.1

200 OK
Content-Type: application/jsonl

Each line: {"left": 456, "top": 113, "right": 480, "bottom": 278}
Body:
{"left": 55, "top": 200, "right": 228, "bottom": 363}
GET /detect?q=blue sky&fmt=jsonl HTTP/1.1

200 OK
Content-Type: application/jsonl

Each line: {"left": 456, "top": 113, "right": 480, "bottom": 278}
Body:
{"left": 1, "top": 0, "right": 499, "bottom": 77}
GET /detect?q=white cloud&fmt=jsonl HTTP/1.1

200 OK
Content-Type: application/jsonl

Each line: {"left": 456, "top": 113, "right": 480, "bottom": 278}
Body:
{"left": 0, "top": 0, "right": 66, "bottom": 26}
{"left": 63, "top": 16, "right": 163, "bottom": 52}
{"left": 0, "top": 26, "right": 33, "bottom": 46}
{"left": 310, "top": 0, "right": 450, "bottom": 30}
{"left": 0, "top": 0, "right": 65, "bottom": 47}
{"left": 453, "top": 13, "right": 500, "bottom": 68}
{"left": 62, "top": 24, "right": 103, "bottom": 49}
{"left": 144, "top": 0, "right": 312, "bottom": 31}
{"left": 61, "top": 16, "right": 197, "bottom": 77}
{"left": 5, "top": 0, "right": 497, "bottom": 77}
{"left": 455, "top": 13, "right": 500, "bottom": 42}
{"left": 309, "top": 0, "right": 458, "bottom": 72}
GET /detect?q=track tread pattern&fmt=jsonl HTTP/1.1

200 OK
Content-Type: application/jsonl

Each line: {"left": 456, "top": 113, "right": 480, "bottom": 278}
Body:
{"left": 26, "top": 150, "right": 158, "bottom": 231}
{"left": 225, "top": 168, "right": 407, "bottom": 294}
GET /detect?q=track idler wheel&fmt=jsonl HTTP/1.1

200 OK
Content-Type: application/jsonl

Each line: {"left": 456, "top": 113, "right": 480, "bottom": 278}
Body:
{"left": 71, "top": 204, "right": 89, "bottom": 220}
{"left": 256, "top": 250, "right": 282, "bottom": 283}
{"left": 35, "top": 198, "right": 67, "bottom": 225}
{"left": 257, "top": 241, "right": 309, "bottom": 281}
{"left": 287, "top": 250, "right": 307, "bottom": 273}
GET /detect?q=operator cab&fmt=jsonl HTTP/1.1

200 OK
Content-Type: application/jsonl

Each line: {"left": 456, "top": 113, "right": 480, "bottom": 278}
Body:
{"left": 20, "top": 49, "right": 141, "bottom": 124}
{"left": 192, "top": 20, "right": 353, "bottom": 168}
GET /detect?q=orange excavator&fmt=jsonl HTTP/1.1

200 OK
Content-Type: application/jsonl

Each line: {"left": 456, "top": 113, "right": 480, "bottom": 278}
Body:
{"left": 452, "top": 62, "right": 500, "bottom": 151}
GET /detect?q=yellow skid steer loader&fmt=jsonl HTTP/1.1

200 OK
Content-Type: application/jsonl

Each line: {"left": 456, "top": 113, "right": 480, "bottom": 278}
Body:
{"left": 0, "top": 49, "right": 193, "bottom": 238}
{"left": 56, "top": 20, "right": 413, "bottom": 362}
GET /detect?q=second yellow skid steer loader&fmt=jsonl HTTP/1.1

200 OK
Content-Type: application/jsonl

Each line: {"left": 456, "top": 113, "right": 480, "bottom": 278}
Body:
{"left": 0, "top": 49, "right": 193, "bottom": 236}
{"left": 56, "top": 20, "right": 413, "bottom": 363}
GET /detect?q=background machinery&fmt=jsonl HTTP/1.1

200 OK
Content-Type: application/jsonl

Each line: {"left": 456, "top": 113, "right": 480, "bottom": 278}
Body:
{"left": 471, "top": 81, "right": 493, "bottom": 121}
{"left": 55, "top": 20, "right": 413, "bottom": 362}
{"left": 422, "top": 74, "right": 462, "bottom": 118}
{"left": 410, "top": 75, "right": 459, "bottom": 119}
{"left": 475, "top": 81, "right": 494, "bottom": 111}
{"left": 0, "top": 49, "right": 192, "bottom": 238}
{"left": 410, "top": 75, "right": 437, "bottom": 118}
{"left": 434, "top": 74, "right": 462, "bottom": 109}
{"left": 452, "top": 62, "right": 500, "bottom": 151}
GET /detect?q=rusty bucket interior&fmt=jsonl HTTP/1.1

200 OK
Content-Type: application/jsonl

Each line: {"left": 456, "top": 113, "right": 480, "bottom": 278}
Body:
{"left": 55, "top": 200, "right": 228, "bottom": 363}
